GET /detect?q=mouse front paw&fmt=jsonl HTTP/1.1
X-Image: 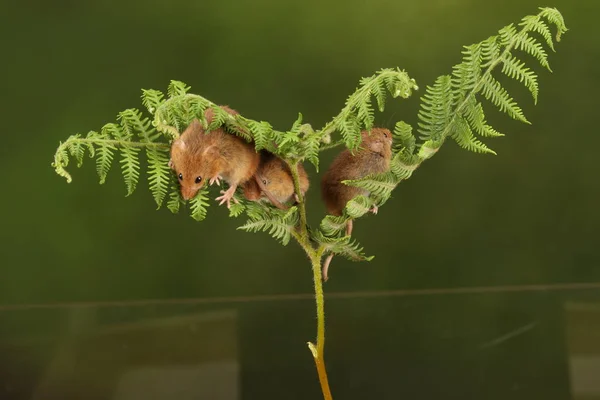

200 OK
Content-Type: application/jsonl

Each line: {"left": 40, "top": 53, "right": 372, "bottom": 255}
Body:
{"left": 215, "top": 186, "right": 239, "bottom": 209}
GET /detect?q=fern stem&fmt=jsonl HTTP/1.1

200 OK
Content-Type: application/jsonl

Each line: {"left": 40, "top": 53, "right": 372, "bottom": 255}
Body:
{"left": 286, "top": 158, "right": 333, "bottom": 399}
{"left": 287, "top": 160, "right": 309, "bottom": 242}
{"left": 309, "top": 253, "right": 333, "bottom": 400}
{"left": 67, "top": 137, "right": 170, "bottom": 150}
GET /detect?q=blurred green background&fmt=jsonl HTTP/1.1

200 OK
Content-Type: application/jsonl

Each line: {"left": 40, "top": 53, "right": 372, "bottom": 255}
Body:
{"left": 1, "top": 0, "right": 597, "bottom": 304}
{"left": 1, "top": 0, "right": 599, "bottom": 398}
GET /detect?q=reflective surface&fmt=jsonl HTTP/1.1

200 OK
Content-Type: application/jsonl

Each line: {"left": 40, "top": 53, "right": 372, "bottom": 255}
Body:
{"left": 2, "top": 286, "right": 600, "bottom": 399}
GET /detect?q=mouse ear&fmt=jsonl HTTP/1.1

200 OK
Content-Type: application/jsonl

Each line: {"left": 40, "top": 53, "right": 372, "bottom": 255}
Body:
{"left": 173, "top": 138, "right": 186, "bottom": 151}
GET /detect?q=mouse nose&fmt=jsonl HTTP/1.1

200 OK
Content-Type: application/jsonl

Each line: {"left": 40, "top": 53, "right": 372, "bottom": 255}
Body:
{"left": 181, "top": 187, "right": 197, "bottom": 200}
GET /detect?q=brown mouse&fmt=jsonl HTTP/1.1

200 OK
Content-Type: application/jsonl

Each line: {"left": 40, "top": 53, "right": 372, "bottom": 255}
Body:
{"left": 243, "top": 152, "right": 309, "bottom": 209}
{"left": 320, "top": 127, "right": 393, "bottom": 281}
{"left": 169, "top": 114, "right": 260, "bottom": 208}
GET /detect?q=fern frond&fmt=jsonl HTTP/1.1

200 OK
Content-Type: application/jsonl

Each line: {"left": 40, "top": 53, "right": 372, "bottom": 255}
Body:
{"left": 248, "top": 121, "right": 274, "bottom": 151}
{"left": 189, "top": 188, "right": 210, "bottom": 221}
{"left": 417, "top": 75, "right": 453, "bottom": 143}
{"left": 512, "top": 34, "right": 550, "bottom": 71}
{"left": 463, "top": 98, "right": 504, "bottom": 138}
{"left": 335, "top": 113, "right": 361, "bottom": 150}
{"left": 316, "top": 233, "right": 373, "bottom": 262}
{"left": 229, "top": 200, "right": 246, "bottom": 218}
{"left": 300, "top": 129, "right": 321, "bottom": 170}
{"left": 141, "top": 89, "right": 165, "bottom": 114}
{"left": 481, "top": 36, "right": 501, "bottom": 67}
{"left": 52, "top": 141, "right": 72, "bottom": 182}
{"left": 67, "top": 135, "right": 86, "bottom": 167}
{"left": 167, "top": 181, "right": 183, "bottom": 214}
{"left": 451, "top": 117, "right": 496, "bottom": 154}
{"left": 521, "top": 15, "right": 554, "bottom": 51}
{"left": 238, "top": 206, "right": 299, "bottom": 245}
{"left": 167, "top": 80, "right": 191, "bottom": 97}
{"left": 147, "top": 148, "right": 170, "bottom": 208}
{"left": 95, "top": 127, "right": 118, "bottom": 185}
{"left": 538, "top": 7, "right": 568, "bottom": 42}
{"left": 417, "top": 140, "right": 442, "bottom": 160}
{"left": 451, "top": 43, "right": 482, "bottom": 104}
{"left": 393, "top": 121, "right": 416, "bottom": 154}
{"left": 480, "top": 74, "right": 529, "bottom": 123}
{"left": 106, "top": 122, "right": 141, "bottom": 196}
{"left": 320, "top": 215, "right": 351, "bottom": 237}
{"left": 343, "top": 172, "right": 397, "bottom": 202}
{"left": 321, "top": 68, "right": 418, "bottom": 150}
{"left": 344, "top": 195, "right": 372, "bottom": 219}
{"left": 501, "top": 53, "right": 539, "bottom": 103}
{"left": 206, "top": 105, "right": 229, "bottom": 131}
{"left": 372, "top": 78, "right": 387, "bottom": 112}
{"left": 390, "top": 151, "right": 420, "bottom": 180}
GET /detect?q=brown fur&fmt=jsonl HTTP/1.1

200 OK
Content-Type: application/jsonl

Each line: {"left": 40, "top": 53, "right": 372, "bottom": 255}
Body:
{"left": 242, "top": 152, "right": 310, "bottom": 207}
{"left": 321, "top": 128, "right": 393, "bottom": 216}
{"left": 170, "top": 111, "right": 260, "bottom": 201}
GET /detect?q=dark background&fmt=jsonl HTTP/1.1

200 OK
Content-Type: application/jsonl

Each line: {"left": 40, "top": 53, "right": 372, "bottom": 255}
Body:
{"left": 0, "top": 0, "right": 599, "bottom": 399}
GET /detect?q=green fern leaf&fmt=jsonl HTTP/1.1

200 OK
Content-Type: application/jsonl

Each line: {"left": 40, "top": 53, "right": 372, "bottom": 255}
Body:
{"left": 538, "top": 7, "right": 568, "bottom": 42}
{"left": 52, "top": 141, "right": 72, "bottom": 182}
{"left": 316, "top": 233, "right": 373, "bottom": 262}
{"left": 147, "top": 148, "right": 170, "bottom": 208}
{"left": 96, "top": 126, "right": 118, "bottom": 184}
{"left": 390, "top": 151, "right": 419, "bottom": 180}
{"left": 417, "top": 75, "right": 453, "bottom": 142}
{"left": 67, "top": 135, "right": 86, "bottom": 167}
{"left": 249, "top": 121, "right": 274, "bottom": 151}
{"left": 501, "top": 54, "right": 539, "bottom": 103}
{"left": 238, "top": 206, "right": 298, "bottom": 245}
{"left": 320, "top": 215, "right": 351, "bottom": 236}
{"left": 141, "top": 89, "right": 165, "bottom": 114}
{"left": 417, "top": 140, "right": 442, "bottom": 160}
{"left": 106, "top": 122, "right": 141, "bottom": 196}
{"left": 513, "top": 34, "right": 550, "bottom": 71}
{"left": 189, "top": 188, "right": 210, "bottom": 221}
{"left": 451, "top": 117, "right": 496, "bottom": 154}
{"left": 521, "top": 15, "right": 554, "bottom": 51}
{"left": 372, "top": 79, "right": 387, "bottom": 112}
{"left": 344, "top": 195, "right": 372, "bottom": 219}
{"left": 356, "top": 100, "right": 375, "bottom": 131}
{"left": 167, "top": 80, "right": 191, "bottom": 97}
{"left": 301, "top": 130, "right": 321, "bottom": 170}
{"left": 463, "top": 99, "right": 504, "bottom": 138}
{"left": 480, "top": 74, "right": 529, "bottom": 123}
{"left": 481, "top": 36, "right": 501, "bottom": 67}
{"left": 167, "top": 182, "right": 183, "bottom": 214}
{"left": 336, "top": 113, "right": 361, "bottom": 150}
{"left": 393, "top": 121, "right": 416, "bottom": 154}
{"left": 206, "top": 106, "right": 228, "bottom": 131}
{"left": 343, "top": 172, "right": 397, "bottom": 201}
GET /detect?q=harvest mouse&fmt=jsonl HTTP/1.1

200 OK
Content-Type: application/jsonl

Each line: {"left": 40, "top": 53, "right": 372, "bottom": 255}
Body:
{"left": 169, "top": 112, "right": 260, "bottom": 208}
{"left": 243, "top": 152, "right": 310, "bottom": 209}
{"left": 320, "top": 127, "right": 393, "bottom": 280}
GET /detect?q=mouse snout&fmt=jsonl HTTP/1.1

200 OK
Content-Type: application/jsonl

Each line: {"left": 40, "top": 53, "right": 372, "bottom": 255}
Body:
{"left": 181, "top": 186, "right": 198, "bottom": 200}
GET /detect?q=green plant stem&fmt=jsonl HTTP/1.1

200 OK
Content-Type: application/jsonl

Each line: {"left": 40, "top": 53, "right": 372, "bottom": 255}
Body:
{"left": 287, "top": 159, "right": 333, "bottom": 400}
{"left": 63, "top": 138, "right": 170, "bottom": 150}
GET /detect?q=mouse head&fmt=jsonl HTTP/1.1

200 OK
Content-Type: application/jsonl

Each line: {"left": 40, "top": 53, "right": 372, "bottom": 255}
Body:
{"left": 169, "top": 121, "right": 217, "bottom": 200}
{"left": 257, "top": 157, "right": 288, "bottom": 190}
{"left": 361, "top": 128, "right": 393, "bottom": 154}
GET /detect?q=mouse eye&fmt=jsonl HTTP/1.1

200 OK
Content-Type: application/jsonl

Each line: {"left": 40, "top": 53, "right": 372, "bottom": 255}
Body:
{"left": 195, "top": 176, "right": 202, "bottom": 184}
{"left": 262, "top": 179, "right": 267, "bottom": 185}
{"left": 178, "top": 173, "right": 183, "bottom": 181}
{"left": 383, "top": 132, "right": 388, "bottom": 138}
